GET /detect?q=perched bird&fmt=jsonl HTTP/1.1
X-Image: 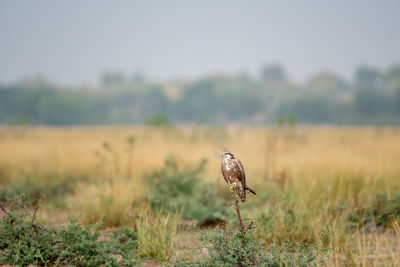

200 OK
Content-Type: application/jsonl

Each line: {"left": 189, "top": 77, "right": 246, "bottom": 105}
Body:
{"left": 221, "top": 151, "right": 256, "bottom": 202}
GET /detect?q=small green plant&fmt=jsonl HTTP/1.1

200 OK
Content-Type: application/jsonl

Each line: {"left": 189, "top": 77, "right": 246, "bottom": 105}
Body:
{"left": 0, "top": 196, "right": 137, "bottom": 266}
{"left": 199, "top": 221, "right": 264, "bottom": 267}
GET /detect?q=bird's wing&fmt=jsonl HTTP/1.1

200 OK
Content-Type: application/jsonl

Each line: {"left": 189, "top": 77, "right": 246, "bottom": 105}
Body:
{"left": 221, "top": 160, "right": 229, "bottom": 184}
{"left": 234, "top": 158, "right": 246, "bottom": 189}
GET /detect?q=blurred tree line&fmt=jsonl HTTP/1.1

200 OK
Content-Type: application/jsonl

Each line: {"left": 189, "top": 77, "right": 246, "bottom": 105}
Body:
{"left": 1, "top": 64, "right": 400, "bottom": 125}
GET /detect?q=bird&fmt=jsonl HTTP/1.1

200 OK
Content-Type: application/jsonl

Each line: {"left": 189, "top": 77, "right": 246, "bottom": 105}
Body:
{"left": 221, "top": 151, "right": 256, "bottom": 202}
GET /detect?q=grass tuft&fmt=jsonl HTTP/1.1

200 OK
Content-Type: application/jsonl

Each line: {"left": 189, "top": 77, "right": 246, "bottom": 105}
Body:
{"left": 136, "top": 211, "right": 179, "bottom": 262}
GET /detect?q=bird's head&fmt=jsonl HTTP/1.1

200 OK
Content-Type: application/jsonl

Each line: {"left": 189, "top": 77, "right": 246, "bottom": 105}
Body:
{"left": 221, "top": 151, "right": 235, "bottom": 159}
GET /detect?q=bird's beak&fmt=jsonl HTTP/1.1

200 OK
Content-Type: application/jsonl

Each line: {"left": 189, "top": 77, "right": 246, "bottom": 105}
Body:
{"left": 220, "top": 153, "right": 224, "bottom": 158}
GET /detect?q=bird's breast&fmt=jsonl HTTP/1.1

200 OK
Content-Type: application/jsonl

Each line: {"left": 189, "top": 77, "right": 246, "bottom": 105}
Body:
{"left": 223, "top": 159, "right": 235, "bottom": 171}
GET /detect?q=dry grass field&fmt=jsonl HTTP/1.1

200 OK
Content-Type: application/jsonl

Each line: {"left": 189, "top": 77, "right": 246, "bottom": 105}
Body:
{"left": 1, "top": 125, "right": 400, "bottom": 266}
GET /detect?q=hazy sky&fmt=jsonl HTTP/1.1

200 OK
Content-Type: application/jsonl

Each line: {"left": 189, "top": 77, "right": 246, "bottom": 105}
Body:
{"left": 0, "top": 0, "right": 399, "bottom": 85}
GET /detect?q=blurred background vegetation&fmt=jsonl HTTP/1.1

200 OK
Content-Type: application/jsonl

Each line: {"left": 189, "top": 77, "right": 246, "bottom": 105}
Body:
{"left": 1, "top": 63, "right": 400, "bottom": 126}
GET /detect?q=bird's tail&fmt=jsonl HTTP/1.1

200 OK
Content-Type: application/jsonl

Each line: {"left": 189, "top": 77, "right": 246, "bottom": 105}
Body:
{"left": 246, "top": 186, "right": 256, "bottom": 195}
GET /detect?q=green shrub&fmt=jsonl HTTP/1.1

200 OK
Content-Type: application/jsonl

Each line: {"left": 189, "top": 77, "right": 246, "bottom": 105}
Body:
{"left": 177, "top": 226, "right": 327, "bottom": 267}
{"left": 198, "top": 222, "right": 265, "bottom": 267}
{"left": 143, "top": 156, "right": 227, "bottom": 225}
{"left": 0, "top": 196, "right": 137, "bottom": 266}
{"left": 0, "top": 171, "right": 86, "bottom": 206}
